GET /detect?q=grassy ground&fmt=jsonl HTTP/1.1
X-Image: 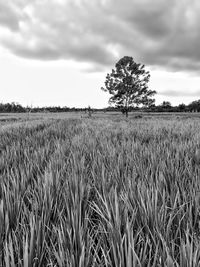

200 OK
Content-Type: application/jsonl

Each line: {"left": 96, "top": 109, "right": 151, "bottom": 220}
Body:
{"left": 1, "top": 113, "right": 200, "bottom": 266}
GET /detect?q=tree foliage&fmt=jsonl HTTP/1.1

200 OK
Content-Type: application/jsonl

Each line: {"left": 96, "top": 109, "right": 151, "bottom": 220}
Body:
{"left": 101, "top": 56, "right": 156, "bottom": 116}
{"left": 160, "top": 101, "right": 172, "bottom": 109}
{"left": 188, "top": 100, "right": 200, "bottom": 112}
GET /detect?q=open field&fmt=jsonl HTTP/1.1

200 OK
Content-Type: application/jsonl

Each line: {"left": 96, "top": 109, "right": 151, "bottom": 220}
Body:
{"left": 1, "top": 111, "right": 200, "bottom": 127}
{"left": 1, "top": 113, "right": 200, "bottom": 266}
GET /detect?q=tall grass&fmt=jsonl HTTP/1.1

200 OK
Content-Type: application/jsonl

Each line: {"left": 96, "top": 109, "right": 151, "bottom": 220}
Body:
{"left": 0, "top": 117, "right": 200, "bottom": 266}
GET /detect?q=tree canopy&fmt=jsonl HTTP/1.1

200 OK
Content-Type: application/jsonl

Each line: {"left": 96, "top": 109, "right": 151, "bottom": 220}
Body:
{"left": 101, "top": 56, "right": 156, "bottom": 117}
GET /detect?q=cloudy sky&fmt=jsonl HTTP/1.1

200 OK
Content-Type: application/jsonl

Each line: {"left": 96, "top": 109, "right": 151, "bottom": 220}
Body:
{"left": 0, "top": 0, "right": 200, "bottom": 108}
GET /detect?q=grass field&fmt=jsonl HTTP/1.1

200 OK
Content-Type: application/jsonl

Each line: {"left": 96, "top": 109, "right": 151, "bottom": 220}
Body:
{"left": 1, "top": 112, "right": 200, "bottom": 266}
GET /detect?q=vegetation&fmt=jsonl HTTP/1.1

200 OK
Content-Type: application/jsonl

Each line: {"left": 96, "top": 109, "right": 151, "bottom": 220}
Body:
{"left": 2, "top": 98, "right": 200, "bottom": 113}
{"left": 0, "top": 102, "right": 26, "bottom": 113}
{"left": 1, "top": 115, "right": 200, "bottom": 266}
{"left": 87, "top": 106, "right": 93, "bottom": 118}
{"left": 101, "top": 56, "right": 156, "bottom": 117}
{"left": 188, "top": 100, "right": 200, "bottom": 112}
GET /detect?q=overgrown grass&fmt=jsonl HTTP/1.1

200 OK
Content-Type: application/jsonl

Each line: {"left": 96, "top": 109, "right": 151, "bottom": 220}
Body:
{"left": 1, "top": 116, "right": 200, "bottom": 266}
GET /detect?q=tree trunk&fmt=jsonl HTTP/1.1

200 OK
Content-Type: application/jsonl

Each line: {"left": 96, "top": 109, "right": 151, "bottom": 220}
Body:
{"left": 125, "top": 110, "right": 128, "bottom": 118}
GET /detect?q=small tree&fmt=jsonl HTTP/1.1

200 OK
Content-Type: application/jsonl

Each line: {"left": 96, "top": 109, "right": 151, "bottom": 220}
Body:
{"left": 188, "top": 100, "right": 200, "bottom": 112}
{"left": 101, "top": 56, "right": 156, "bottom": 117}
{"left": 178, "top": 103, "right": 186, "bottom": 112}
{"left": 161, "top": 101, "right": 172, "bottom": 109}
{"left": 87, "top": 105, "right": 93, "bottom": 117}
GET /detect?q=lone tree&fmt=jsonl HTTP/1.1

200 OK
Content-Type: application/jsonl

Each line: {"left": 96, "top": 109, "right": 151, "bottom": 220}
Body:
{"left": 101, "top": 56, "right": 156, "bottom": 117}
{"left": 87, "top": 105, "right": 93, "bottom": 117}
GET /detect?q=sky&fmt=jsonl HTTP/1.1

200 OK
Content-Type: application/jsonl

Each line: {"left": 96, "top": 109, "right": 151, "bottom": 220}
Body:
{"left": 0, "top": 0, "right": 200, "bottom": 108}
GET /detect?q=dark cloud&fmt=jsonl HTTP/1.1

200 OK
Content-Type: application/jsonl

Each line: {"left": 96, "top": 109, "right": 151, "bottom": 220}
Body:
{"left": 0, "top": 1, "right": 22, "bottom": 31}
{"left": 0, "top": 0, "right": 200, "bottom": 72}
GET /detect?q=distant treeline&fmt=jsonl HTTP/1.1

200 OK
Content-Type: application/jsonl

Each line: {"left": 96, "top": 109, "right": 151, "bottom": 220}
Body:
{"left": 1, "top": 100, "right": 200, "bottom": 113}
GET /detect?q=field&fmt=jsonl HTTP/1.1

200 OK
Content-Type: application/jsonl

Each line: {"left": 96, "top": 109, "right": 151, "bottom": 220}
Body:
{"left": 1, "top": 112, "right": 200, "bottom": 266}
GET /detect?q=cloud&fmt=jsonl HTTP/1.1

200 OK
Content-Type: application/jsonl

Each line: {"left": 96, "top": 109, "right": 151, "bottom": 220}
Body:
{"left": 0, "top": 0, "right": 200, "bottom": 72}
{"left": 0, "top": 1, "right": 22, "bottom": 31}
{"left": 159, "top": 89, "right": 200, "bottom": 97}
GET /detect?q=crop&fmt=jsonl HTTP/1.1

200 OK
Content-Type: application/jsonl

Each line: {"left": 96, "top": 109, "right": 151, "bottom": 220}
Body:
{"left": 0, "top": 116, "right": 200, "bottom": 266}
